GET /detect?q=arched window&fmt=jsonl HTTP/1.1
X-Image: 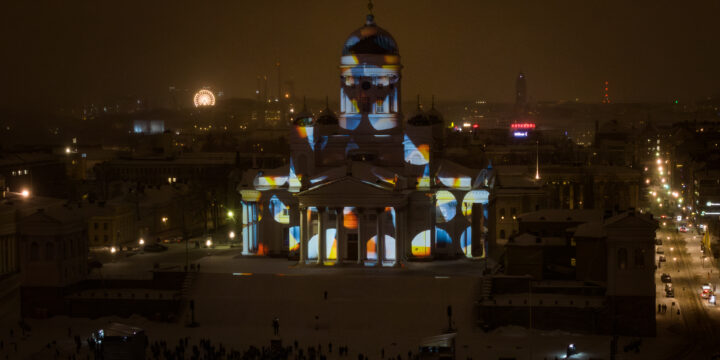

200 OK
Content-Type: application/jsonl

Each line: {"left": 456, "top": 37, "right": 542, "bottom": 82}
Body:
{"left": 499, "top": 230, "right": 506, "bottom": 239}
{"left": 634, "top": 248, "right": 645, "bottom": 267}
{"left": 30, "top": 242, "right": 39, "bottom": 261}
{"left": 617, "top": 248, "right": 628, "bottom": 270}
{"left": 45, "top": 242, "right": 55, "bottom": 261}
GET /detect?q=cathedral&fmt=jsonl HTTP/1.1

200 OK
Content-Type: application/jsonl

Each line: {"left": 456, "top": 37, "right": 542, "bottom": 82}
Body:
{"left": 238, "top": 10, "right": 495, "bottom": 266}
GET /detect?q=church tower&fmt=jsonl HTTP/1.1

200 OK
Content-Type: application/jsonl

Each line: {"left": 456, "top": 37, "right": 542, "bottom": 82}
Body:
{"left": 338, "top": 8, "right": 404, "bottom": 167}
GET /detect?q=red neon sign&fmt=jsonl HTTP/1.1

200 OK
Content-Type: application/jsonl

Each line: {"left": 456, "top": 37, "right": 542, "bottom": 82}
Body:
{"left": 511, "top": 123, "right": 536, "bottom": 130}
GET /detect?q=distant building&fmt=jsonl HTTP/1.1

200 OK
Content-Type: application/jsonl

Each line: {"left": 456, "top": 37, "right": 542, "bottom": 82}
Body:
{"left": 477, "top": 210, "right": 657, "bottom": 336}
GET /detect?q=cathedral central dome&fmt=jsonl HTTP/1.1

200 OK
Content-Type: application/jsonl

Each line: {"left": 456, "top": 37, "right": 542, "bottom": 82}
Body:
{"left": 342, "top": 15, "right": 399, "bottom": 56}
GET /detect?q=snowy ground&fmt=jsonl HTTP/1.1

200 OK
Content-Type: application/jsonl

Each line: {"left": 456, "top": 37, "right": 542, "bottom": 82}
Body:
{"left": 1, "top": 243, "right": 689, "bottom": 359}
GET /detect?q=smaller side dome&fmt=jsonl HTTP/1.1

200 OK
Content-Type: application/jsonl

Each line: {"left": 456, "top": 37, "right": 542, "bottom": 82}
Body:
{"left": 426, "top": 96, "right": 444, "bottom": 125}
{"left": 407, "top": 95, "right": 430, "bottom": 126}
{"left": 316, "top": 97, "right": 338, "bottom": 125}
{"left": 292, "top": 97, "right": 314, "bottom": 127}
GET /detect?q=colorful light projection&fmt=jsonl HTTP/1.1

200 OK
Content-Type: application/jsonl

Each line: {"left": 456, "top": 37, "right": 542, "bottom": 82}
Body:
{"left": 410, "top": 228, "right": 452, "bottom": 257}
{"left": 411, "top": 231, "right": 431, "bottom": 257}
{"left": 308, "top": 228, "right": 338, "bottom": 260}
{"left": 269, "top": 195, "right": 289, "bottom": 224}
{"left": 436, "top": 227, "right": 452, "bottom": 247}
{"left": 344, "top": 207, "right": 358, "bottom": 229}
{"left": 253, "top": 174, "right": 288, "bottom": 190}
{"left": 460, "top": 226, "right": 471, "bottom": 258}
{"left": 295, "top": 126, "right": 315, "bottom": 150}
{"left": 369, "top": 115, "right": 397, "bottom": 131}
{"left": 340, "top": 114, "right": 362, "bottom": 130}
{"left": 437, "top": 176, "right": 472, "bottom": 189}
{"left": 366, "top": 235, "right": 396, "bottom": 261}
{"left": 417, "top": 164, "right": 431, "bottom": 189}
{"left": 461, "top": 190, "right": 490, "bottom": 219}
{"left": 289, "top": 226, "right": 300, "bottom": 252}
{"left": 403, "top": 135, "right": 430, "bottom": 165}
{"left": 372, "top": 168, "right": 397, "bottom": 185}
{"left": 288, "top": 160, "right": 301, "bottom": 191}
{"left": 435, "top": 190, "right": 457, "bottom": 223}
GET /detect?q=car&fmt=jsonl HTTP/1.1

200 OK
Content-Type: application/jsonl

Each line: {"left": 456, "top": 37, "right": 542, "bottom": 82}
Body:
{"left": 666, "top": 289, "right": 675, "bottom": 298}
{"left": 679, "top": 226, "right": 688, "bottom": 233}
{"left": 665, "top": 283, "right": 673, "bottom": 292}
{"left": 659, "top": 255, "right": 667, "bottom": 262}
{"left": 656, "top": 247, "right": 664, "bottom": 254}
{"left": 143, "top": 243, "right": 168, "bottom": 252}
{"left": 661, "top": 273, "right": 672, "bottom": 283}
{"left": 655, "top": 238, "right": 663, "bottom": 245}
{"left": 702, "top": 284, "right": 713, "bottom": 299}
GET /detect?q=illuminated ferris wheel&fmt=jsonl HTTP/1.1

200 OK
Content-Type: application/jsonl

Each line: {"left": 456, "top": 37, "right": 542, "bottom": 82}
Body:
{"left": 193, "top": 89, "right": 216, "bottom": 107}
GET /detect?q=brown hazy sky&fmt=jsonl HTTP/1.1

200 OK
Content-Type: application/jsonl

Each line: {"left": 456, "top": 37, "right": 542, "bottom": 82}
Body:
{"left": 1, "top": 0, "right": 719, "bottom": 109}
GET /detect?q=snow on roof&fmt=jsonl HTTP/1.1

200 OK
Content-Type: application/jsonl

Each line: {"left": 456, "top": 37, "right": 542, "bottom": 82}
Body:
{"left": 509, "top": 233, "right": 565, "bottom": 246}
{"left": 517, "top": 209, "right": 603, "bottom": 223}
{"left": 573, "top": 221, "right": 605, "bottom": 238}
{"left": 99, "top": 323, "right": 145, "bottom": 338}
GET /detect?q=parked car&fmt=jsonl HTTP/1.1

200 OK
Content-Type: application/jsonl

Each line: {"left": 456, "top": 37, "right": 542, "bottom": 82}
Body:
{"left": 656, "top": 247, "right": 664, "bottom": 254}
{"left": 659, "top": 255, "right": 667, "bottom": 263}
{"left": 665, "top": 283, "right": 673, "bottom": 292}
{"left": 143, "top": 243, "right": 168, "bottom": 252}
{"left": 655, "top": 238, "right": 663, "bottom": 245}
{"left": 661, "top": 273, "right": 672, "bottom": 283}
{"left": 666, "top": 288, "right": 675, "bottom": 298}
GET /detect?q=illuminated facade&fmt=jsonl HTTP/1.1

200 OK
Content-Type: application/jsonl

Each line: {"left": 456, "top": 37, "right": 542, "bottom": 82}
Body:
{"left": 238, "top": 10, "right": 495, "bottom": 265}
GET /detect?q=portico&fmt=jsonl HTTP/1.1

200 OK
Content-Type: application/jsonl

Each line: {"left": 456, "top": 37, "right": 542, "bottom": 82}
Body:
{"left": 296, "top": 176, "right": 407, "bottom": 266}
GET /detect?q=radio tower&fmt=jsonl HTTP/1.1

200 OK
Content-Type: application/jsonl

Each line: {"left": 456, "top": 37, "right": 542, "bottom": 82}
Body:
{"left": 602, "top": 80, "right": 610, "bottom": 104}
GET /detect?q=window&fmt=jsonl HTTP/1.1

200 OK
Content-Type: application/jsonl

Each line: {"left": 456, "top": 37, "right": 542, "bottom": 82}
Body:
{"left": 634, "top": 248, "right": 645, "bottom": 267}
{"left": 45, "top": 242, "right": 55, "bottom": 261}
{"left": 103, "top": 235, "right": 108, "bottom": 243}
{"left": 510, "top": 208, "right": 517, "bottom": 216}
{"left": 94, "top": 223, "right": 98, "bottom": 230}
{"left": 499, "top": 230, "right": 506, "bottom": 239}
{"left": 30, "top": 242, "right": 39, "bottom": 261}
{"left": 617, "top": 248, "right": 628, "bottom": 270}
{"left": 103, "top": 223, "right": 108, "bottom": 230}
{"left": 94, "top": 236, "right": 98, "bottom": 243}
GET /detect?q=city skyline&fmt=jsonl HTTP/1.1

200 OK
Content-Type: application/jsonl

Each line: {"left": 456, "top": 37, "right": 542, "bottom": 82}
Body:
{"left": 2, "top": 1, "right": 720, "bottom": 110}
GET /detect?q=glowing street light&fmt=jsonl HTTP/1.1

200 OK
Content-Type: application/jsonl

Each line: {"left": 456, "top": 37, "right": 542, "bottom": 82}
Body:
{"left": 110, "top": 246, "right": 117, "bottom": 254}
{"left": 229, "top": 231, "right": 236, "bottom": 239}
{"left": 206, "top": 239, "right": 213, "bottom": 247}
{"left": 657, "top": 159, "right": 662, "bottom": 164}
{"left": 139, "top": 238, "right": 145, "bottom": 246}
{"left": 227, "top": 210, "right": 234, "bottom": 218}
{"left": 21, "top": 189, "right": 30, "bottom": 198}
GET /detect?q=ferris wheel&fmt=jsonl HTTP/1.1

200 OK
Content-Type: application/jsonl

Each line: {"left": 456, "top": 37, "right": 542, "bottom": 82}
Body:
{"left": 193, "top": 89, "right": 216, "bottom": 107}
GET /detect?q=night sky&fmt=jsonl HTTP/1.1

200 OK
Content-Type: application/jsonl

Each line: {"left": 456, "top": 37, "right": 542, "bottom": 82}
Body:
{"left": 2, "top": 0, "right": 719, "bottom": 109}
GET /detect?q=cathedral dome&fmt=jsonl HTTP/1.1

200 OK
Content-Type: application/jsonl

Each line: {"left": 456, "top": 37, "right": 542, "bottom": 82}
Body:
{"left": 342, "top": 15, "right": 399, "bottom": 56}
{"left": 316, "top": 106, "right": 338, "bottom": 125}
{"left": 292, "top": 98, "right": 314, "bottom": 127}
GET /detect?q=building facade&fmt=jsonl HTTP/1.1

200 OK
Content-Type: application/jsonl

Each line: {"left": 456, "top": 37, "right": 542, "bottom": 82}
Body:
{"left": 238, "top": 12, "right": 494, "bottom": 264}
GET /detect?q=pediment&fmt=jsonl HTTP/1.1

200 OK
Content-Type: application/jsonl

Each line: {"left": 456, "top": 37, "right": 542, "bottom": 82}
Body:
{"left": 604, "top": 212, "right": 658, "bottom": 229}
{"left": 296, "top": 176, "right": 406, "bottom": 208}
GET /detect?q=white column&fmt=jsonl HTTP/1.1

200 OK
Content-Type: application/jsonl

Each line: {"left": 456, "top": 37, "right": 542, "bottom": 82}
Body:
{"left": 242, "top": 203, "right": 250, "bottom": 255}
{"left": 357, "top": 208, "right": 365, "bottom": 265}
{"left": 299, "top": 207, "right": 307, "bottom": 264}
{"left": 430, "top": 194, "right": 437, "bottom": 258}
{"left": 336, "top": 208, "right": 344, "bottom": 265}
{"left": 376, "top": 209, "right": 384, "bottom": 267}
{"left": 394, "top": 207, "right": 403, "bottom": 267}
{"left": 318, "top": 207, "right": 326, "bottom": 265}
